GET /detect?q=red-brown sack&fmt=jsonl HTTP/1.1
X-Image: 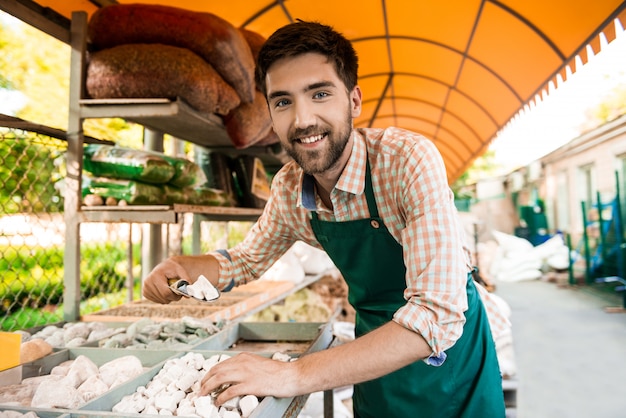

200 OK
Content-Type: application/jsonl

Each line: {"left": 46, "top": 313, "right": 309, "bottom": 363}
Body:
{"left": 255, "top": 130, "right": 280, "bottom": 147}
{"left": 223, "top": 90, "right": 273, "bottom": 149}
{"left": 239, "top": 27, "right": 266, "bottom": 61}
{"left": 88, "top": 3, "right": 255, "bottom": 103}
{"left": 86, "top": 43, "right": 241, "bottom": 115}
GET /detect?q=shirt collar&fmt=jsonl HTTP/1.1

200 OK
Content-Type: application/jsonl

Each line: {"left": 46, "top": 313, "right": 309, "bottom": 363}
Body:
{"left": 300, "top": 130, "right": 367, "bottom": 210}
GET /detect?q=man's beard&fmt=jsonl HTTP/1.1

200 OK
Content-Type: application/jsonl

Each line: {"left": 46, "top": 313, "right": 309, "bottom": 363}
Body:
{"left": 285, "top": 109, "right": 352, "bottom": 175}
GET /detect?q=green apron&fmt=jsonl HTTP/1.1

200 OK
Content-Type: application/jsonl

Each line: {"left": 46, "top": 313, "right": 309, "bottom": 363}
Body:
{"left": 309, "top": 159, "right": 505, "bottom": 418}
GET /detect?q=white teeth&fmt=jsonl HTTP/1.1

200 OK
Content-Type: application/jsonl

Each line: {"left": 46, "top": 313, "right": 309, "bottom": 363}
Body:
{"left": 299, "top": 134, "right": 324, "bottom": 144}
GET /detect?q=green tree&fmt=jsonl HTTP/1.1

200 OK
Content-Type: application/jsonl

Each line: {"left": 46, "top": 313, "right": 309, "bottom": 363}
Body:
{"left": 582, "top": 83, "right": 626, "bottom": 130}
{"left": 0, "top": 11, "right": 143, "bottom": 143}
{"left": 0, "top": 133, "right": 65, "bottom": 213}
{"left": 451, "top": 150, "right": 502, "bottom": 198}
{"left": 0, "top": 11, "right": 150, "bottom": 214}
{"left": 0, "top": 12, "right": 69, "bottom": 128}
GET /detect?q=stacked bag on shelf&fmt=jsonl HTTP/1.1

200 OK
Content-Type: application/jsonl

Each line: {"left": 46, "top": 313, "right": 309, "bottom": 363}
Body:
{"left": 85, "top": 3, "right": 278, "bottom": 150}
{"left": 82, "top": 144, "right": 234, "bottom": 207}
{"left": 197, "top": 149, "right": 270, "bottom": 209}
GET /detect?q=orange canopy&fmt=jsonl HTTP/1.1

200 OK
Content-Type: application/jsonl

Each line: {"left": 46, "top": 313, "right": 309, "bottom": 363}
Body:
{"left": 5, "top": 0, "right": 626, "bottom": 182}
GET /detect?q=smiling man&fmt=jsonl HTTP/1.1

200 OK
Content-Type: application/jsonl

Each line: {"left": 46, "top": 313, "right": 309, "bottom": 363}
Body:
{"left": 143, "top": 20, "right": 507, "bottom": 418}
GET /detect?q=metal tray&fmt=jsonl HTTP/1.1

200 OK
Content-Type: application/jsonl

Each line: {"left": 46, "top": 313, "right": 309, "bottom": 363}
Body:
{"left": 193, "top": 321, "right": 330, "bottom": 355}
{"left": 78, "top": 322, "right": 334, "bottom": 418}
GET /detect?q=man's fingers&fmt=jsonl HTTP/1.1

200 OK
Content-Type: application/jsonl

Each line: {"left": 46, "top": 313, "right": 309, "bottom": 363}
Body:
{"left": 143, "top": 280, "right": 182, "bottom": 304}
{"left": 214, "top": 384, "right": 245, "bottom": 406}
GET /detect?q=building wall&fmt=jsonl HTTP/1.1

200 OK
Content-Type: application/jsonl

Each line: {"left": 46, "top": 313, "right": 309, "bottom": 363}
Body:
{"left": 468, "top": 115, "right": 626, "bottom": 247}
{"left": 540, "top": 115, "right": 626, "bottom": 244}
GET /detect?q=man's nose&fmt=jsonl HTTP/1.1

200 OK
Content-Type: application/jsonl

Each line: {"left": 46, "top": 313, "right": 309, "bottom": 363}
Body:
{"left": 293, "top": 101, "right": 315, "bottom": 129}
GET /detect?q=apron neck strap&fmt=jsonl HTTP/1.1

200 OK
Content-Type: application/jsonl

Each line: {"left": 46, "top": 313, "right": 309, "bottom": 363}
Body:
{"left": 310, "top": 154, "right": 380, "bottom": 219}
{"left": 363, "top": 157, "right": 379, "bottom": 218}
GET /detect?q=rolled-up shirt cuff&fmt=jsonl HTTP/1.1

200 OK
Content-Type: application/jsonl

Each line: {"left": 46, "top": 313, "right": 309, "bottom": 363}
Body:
{"left": 424, "top": 351, "right": 447, "bottom": 367}
{"left": 213, "top": 249, "right": 234, "bottom": 292}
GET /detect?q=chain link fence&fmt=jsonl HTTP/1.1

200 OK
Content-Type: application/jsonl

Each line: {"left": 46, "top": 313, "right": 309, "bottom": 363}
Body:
{"left": 0, "top": 122, "right": 143, "bottom": 332}
{"left": 0, "top": 121, "right": 255, "bottom": 332}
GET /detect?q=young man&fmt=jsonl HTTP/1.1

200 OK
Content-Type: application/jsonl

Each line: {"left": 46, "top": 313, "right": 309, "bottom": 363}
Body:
{"left": 143, "top": 21, "right": 507, "bottom": 417}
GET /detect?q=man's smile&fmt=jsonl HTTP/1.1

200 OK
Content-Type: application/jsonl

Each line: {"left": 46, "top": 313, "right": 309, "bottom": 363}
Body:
{"left": 295, "top": 133, "right": 327, "bottom": 144}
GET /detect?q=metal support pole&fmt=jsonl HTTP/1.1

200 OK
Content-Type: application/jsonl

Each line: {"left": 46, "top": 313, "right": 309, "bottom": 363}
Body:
{"left": 141, "top": 128, "right": 164, "bottom": 280}
{"left": 127, "top": 223, "right": 134, "bottom": 302}
{"left": 567, "top": 233, "right": 575, "bottom": 285}
{"left": 581, "top": 201, "right": 591, "bottom": 285}
{"left": 596, "top": 191, "right": 607, "bottom": 278}
{"left": 63, "top": 11, "right": 87, "bottom": 321}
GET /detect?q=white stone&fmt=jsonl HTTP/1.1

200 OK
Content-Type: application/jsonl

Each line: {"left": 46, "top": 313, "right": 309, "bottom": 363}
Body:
{"left": 112, "top": 395, "right": 139, "bottom": 414}
{"left": 145, "top": 380, "right": 167, "bottom": 398}
{"left": 176, "top": 372, "right": 197, "bottom": 392}
{"left": 186, "top": 275, "right": 220, "bottom": 301}
{"left": 239, "top": 395, "right": 260, "bottom": 418}
{"left": 31, "top": 379, "right": 84, "bottom": 409}
{"left": 202, "top": 354, "right": 220, "bottom": 371}
{"left": 154, "top": 394, "right": 178, "bottom": 412}
{"left": 77, "top": 375, "right": 110, "bottom": 401}
{"left": 221, "top": 396, "right": 240, "bottom": 410}
{"left": 166, "top": 363, "right": 185, "bottom": 380}
{"left": 65, "top": 337, "right": 87, "bottom": 347}
{"left": 99, "top": 355, "right": 144, "bottom": 387}
{"left": 195, "top": 398, "right": 219, "bottom": 418}
{"left": 144, "top": 404, "right": 159, "bottom": 415}
{"left": 220, "top": 407, "right": 241, "bottom": 418}
{"left": 49, "top": 360, "right": 72, "bottom": 376}
{"left": 271, "top": 352, "right": 292, "bottom": 362}
{"left": 63, "top": 322, "right": 91, "bottom": 343}
{"left": 172, "top": 389, "right": 186, "bottom": 404}
{"left": 177, "top": 403, "right": 198, "bottom": 417}
{"left": 64, "top": 355, "right": 99, "bottom": 387}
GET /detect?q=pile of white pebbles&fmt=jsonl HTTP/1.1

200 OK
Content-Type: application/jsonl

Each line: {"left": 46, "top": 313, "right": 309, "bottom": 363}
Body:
{"left": 0, "top": 355, "right": 146, "bottom": 409}
{"left": 113, "top": 351, "right": 292, "bottom": 417}
{"left": 16, "top": 316, "right": 223, "bottom": 350}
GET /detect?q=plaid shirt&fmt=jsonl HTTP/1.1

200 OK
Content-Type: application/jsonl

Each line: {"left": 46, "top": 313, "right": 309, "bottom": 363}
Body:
{"left": 212, "top": 127, "right": 509, "bottom": 356}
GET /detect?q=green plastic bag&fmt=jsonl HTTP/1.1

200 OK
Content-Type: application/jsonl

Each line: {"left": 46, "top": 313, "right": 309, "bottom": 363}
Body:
{"left": 84, "top": 176, "right": 166, "bottom": 205}
{"left": 83, "top": 144, "right": 175, "bottom": 184}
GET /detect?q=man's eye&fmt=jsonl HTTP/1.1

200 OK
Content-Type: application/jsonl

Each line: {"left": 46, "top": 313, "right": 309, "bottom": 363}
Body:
{"left": 313, "top": 91, "right": 329, "bottom": 99}
{"left": 275, "top": 99, "right": 289, "bottom": 108}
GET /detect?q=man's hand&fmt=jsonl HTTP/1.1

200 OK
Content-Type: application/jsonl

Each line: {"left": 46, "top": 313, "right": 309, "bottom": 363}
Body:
{"left": 143, "top": 254, "right": 222, "bottom": 304}
{"left": 142, "top": 258, "right": 191, "bottom": 304}
{"left": 200, "top": 353, "right": 301, "bottom": 405}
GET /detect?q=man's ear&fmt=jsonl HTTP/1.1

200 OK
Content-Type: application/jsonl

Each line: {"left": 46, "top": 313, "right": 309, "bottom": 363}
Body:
{"left": 351, "top": 85, "right": 362, "bottom": 118}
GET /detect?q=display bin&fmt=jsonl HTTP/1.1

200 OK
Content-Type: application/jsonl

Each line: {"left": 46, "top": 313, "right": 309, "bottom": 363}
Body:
{"left": 0, "top": 348, "right": 179, "bottom": 412}
{"left": 19, "top": 347, "right": 179, "bottom": 379}
{"left": 76, "top": 318, "right": 224, "bottom": 351}
{"left": 2, "top": 323, "right": 335, "bottom": 417}
{"left": 0, "top": 405, "right": 69, "bottom": 417}
{"left": 20, "top": 321, "right": 135, "bottom": 352}
{"left": 81, "top": 280, "right": 296, "bottom": 323}
{"left": 76, "top": 350, "right": 269, "bottom": 415}
{"left": 192, "top": 321, "right": 332, "bottom": 356}
{"left": 78, "top": 322, "right": 335, "bottom": 417}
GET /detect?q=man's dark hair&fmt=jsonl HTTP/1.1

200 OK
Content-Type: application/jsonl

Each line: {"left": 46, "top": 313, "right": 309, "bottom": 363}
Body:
{"left": 255, "top": 20, "right": 359, "bottom": 96}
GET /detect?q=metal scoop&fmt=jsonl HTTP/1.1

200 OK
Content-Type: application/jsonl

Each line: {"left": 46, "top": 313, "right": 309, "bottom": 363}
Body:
{"left": 167, "top": 275, "right": 220, "bottom": 302}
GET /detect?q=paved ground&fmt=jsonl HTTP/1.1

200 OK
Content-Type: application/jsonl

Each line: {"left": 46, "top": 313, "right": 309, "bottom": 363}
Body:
{"left": 494, "top": 279, "right": 626, "bottom": 418}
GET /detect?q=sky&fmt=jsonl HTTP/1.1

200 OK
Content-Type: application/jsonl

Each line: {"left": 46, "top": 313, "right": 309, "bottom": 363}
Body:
{"left": 489, "top": 20, "right": 626, "bottom": 173}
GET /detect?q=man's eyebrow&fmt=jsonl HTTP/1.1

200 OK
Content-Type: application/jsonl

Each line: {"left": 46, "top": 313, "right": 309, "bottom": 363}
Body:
{"left": 268, "top": 81, "right": 337, "bottom": 101}
{"left": 307, "top": 81, "right": 335, "bottom": 91}
{"left": 268, "top": 90, "right": 289, "bottom": 101}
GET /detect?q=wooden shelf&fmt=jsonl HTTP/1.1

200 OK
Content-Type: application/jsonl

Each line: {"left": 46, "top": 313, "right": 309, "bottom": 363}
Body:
{"left": 79, "top": 98, "right": 231, "bottom": 147}
{"left": 79, "top": 98, "right": 289, "bottom": 172}
{"left": 174, "top": 204, "right": 263, "bottom": 221}
{"left": 79, "top": 204, "right": 263, "bottom": 223}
